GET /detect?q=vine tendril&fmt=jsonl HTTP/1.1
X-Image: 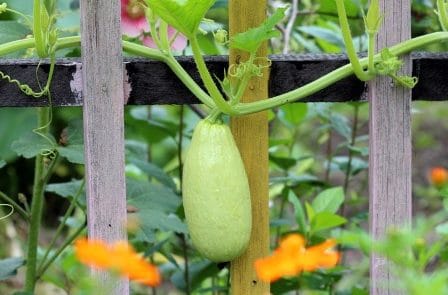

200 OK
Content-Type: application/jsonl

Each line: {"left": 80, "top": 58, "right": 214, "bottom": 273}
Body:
{"left": 0, "top": 204, "right": 14, "bottom": 221}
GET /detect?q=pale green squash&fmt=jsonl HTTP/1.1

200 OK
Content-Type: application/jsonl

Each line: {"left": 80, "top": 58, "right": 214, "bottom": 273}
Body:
{"left": 182, "top": 119, "right": 252, "bottom": 262}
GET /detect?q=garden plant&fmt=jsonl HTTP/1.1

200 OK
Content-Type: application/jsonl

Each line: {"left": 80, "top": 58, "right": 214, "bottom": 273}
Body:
{"left": 1, "top": 0, "right": 448, "bottom": 294}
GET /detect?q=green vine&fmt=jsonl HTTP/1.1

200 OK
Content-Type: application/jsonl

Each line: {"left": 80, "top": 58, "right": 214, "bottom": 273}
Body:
{"left": 1, "top": 1, "right": 448, "bottom": 293}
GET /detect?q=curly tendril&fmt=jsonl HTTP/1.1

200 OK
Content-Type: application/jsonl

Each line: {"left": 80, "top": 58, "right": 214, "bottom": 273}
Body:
{"left": 0, "top": 204, "right": 14, "bottom": 221}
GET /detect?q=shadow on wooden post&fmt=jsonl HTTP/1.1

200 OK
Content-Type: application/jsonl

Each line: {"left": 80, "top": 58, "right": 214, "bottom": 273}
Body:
{"left": 369, "top": 1, "right": 412, "bottom": 294}
{"left": 80, "top": 0, "right": 129, "bottom": 293}
{"left": 229, "top": 0, "right": 270, "bottom": 294}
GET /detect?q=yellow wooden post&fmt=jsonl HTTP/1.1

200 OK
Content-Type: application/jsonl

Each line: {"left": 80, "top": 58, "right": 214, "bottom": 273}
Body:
{"left": 229, "top": 1, "right": 270, "bottom": 294}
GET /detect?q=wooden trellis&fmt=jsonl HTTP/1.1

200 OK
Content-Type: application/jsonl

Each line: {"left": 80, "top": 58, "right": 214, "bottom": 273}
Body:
{"left": 0, "top": 0, "right": 440, "bottom": 294}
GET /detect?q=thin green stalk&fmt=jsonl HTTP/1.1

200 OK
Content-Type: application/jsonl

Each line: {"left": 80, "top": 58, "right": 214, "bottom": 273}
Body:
{"left": 37, "top": 179, "right": 85, "bottom": 274}
{"left": 24, "top": 106, "right": 51, "bottom": 292}
{"left": 36, "top": 221, "right": 86, "bottom": 279}
{"left": 190, "top": 36, "right": 236, "bottom": 115}
{"left": 0, "top": 191, "right": 29, "bottom": 221}
{"left": 335, "top": 0, "right": 372, "bottom": 81}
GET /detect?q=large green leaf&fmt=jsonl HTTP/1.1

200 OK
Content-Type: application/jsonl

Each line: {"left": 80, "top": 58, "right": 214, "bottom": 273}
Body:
{"left": 138, "top": 209, "right": 187, "bottom": 235}
{"left": 147, "top": 0, "right": 216, "bottom": 38}
{"left": 0, "top": 109, "right": 36, "bottom": 161}
{"left": 11, "top": 132, "right": 56, "bottom": 159}
{"left": 0, "top": 160, "right": 5, "bottom": 169}
{"left": 312, "top": 187, "right": 344, "bottom": 214}
{"left": 0, "top": 257, "right": 25, "bottom": 280}
{"left": 0, "top": 21, "right": 31, "bottom": 43}
{"left": 45, "top": 179, "right": 86, "bottom": 206}
{"left": 127, "top": 178, "right": 181, "bottom": 213}
{"left": 230, "top": 7, "right": 286, "bottom": 53}
{"left": 128, "top": 156, "right": 176, "bottom": 190}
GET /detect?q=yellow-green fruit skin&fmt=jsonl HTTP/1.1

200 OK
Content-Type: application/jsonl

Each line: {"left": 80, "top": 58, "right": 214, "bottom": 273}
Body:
{"left": 182, "top": 119, "right": 252, "bottom": 262}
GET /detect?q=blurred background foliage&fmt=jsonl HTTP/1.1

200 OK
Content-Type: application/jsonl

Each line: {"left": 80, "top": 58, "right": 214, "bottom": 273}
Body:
{"left": 1, "top": 0, "right": 448, "bottom": 294}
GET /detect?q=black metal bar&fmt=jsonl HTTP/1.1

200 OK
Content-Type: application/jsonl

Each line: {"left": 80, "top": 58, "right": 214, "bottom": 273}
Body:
{"left": 0, "top": 52, "right": 447, "bottom": 107}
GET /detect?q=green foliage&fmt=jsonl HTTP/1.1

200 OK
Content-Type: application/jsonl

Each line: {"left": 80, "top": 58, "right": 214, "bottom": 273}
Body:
{"left": 147, "top": 0, "right": 217, "bottom": 38}
{"left": 230, "top": 7, "right": 286, "bottom": 53}
{"left": 0, "top": 257, "right": 25, "bottom": 280}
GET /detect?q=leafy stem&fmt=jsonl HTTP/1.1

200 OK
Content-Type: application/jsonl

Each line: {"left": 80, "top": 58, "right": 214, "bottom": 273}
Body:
{"left": 190, "top": 36, "right": 236, "bottom": 115}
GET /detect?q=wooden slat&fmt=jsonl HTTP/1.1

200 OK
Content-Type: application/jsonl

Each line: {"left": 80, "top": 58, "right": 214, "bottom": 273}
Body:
{"left": 80, "top": 0, "right": 128, "bottom": 293}
{"left": 1, "top": 53, "right": 448, "bottom": 107}
{"left": 229, "top": 0, "right": 270, "bottom": 294}
{"left": 369, "top": 1, "right": 412, "bottom": 294}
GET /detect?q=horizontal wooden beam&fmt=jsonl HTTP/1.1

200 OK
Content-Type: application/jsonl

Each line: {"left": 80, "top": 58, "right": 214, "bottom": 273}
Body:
{"left": 0, "top": 52, "right": 447, "bottom": 107}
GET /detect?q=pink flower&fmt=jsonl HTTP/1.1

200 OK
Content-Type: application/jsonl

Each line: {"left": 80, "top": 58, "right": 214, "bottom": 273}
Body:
{"left": 121, "top": 0, "right": 187, "bottom": 51}
{"left": 121, "top": 0, "right": 149, "bottom": 37}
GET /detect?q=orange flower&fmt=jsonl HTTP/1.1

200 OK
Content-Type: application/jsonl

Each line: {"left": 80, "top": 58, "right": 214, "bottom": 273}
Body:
{"left": 74, "top": 237, "right": 161, "bottom": 287}
{"left": 254, "top": 234, "right": 339, "bottom": 283}
{"left": 429, "top": 167, "right": 448, "bottom": 187}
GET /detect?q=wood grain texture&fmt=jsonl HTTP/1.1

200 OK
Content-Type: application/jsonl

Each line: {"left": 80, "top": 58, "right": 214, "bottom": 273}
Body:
{"left": 80, "top": 0, "right": 128, "bottom": 293}
{"left": 1, "top": 53, "right": 448, "bottom": 107}
{"left": 369, "top": 1, "right": 412, "bottom": 294}
{"left": 229, "top": 1, "right": 270, "bottom": 294}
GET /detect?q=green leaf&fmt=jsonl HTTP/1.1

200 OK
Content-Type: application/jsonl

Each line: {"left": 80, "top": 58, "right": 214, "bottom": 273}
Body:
{"left": 230, "top": 7, "right": 286, "bottom": 53}
{"left": 279, "top": 103, "right": 308, "bottom": 126}
{"left": 138, "top": 209, "right": 187, "bottom": 235}
{"left": 0, "top": 21, "right": 31, "bottom": 44}
{"left": 312, "top": 187, "right": 345, "bottom": 214}
{"left": 0, "top": 257, "right": 25, "bottom": 280}
{"left": 365, "top": 0, "right": 382, "bottom": 33}
{"left": 147, "top": 0, "right": 216, "bottom": 38}
{"left": 57, "top": 145, "right": 84, "bottom": 164}
{"left": 0, "top": 109, "right": 36, "bottom": 162}
{"left": 128, "top": 157, "right": 176, "bottom": 190}
{"left": 11, "top": 132, "right": 56, "bottom": 158}
{"left": 127, "top": 178, "right": 181, "bottom": 213}
{"left": 0, "top": 160, "right": 5, "bottom": 169}
{"left": 45, "top": 179, "right": 86, "bottom": 206}
{"left": 269, "top": 155, "right": 297, "bottom": 170}
{"left": 311, "top": 212, "right": 346, "bottom": 233}
{"left": 305, "top": 202, "right": 315, "bottom": 222}
{"left": 287, "top": 190, "right": 307, "bottom": 233}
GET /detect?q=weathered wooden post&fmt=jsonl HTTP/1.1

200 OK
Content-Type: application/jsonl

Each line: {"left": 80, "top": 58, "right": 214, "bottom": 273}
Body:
{"left": 369, "top": 0, "right": 412, "bottom": 294}
{"left": 80, "top": 0, "right": 128, "bottom": 293}
{"left": 229, "top": 1, "right": 270, "bottom": 294}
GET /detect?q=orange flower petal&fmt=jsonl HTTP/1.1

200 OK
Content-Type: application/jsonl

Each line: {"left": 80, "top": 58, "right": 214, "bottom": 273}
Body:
{"left": 254, "top": 234, "right": 340, "bottom": 282}
{"left": 74, "top": 237, "right": 161, "bottom": 287}
{"left": 74, "top": 238, "right": 112, "bottom": 269}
